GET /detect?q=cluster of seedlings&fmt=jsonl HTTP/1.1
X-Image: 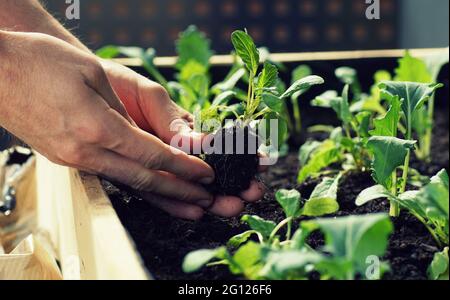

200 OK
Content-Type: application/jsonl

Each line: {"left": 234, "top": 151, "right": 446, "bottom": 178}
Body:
{"left": 98, "top": 27, "right": 449, "bottom": 280}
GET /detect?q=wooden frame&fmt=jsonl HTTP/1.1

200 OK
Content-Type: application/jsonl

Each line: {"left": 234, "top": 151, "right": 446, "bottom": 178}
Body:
{"left": 112, "top": 48, "right": 448, "bottom": 67}
{"left": 35, "top": 154, "right": 150, "bottom": 279}
{"left": 28, "top": 48, "right": 446, "bottom": 280}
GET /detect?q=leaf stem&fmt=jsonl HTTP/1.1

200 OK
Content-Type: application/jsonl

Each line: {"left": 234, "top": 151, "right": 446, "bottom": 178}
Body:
{"left": 423, "top": 94, "right": 435, "bottom": 161}
{"left": 269, "top": 217, "right": 293, "bottom": 242}
{"left": 245, "top": 73, "right": 254, "bottom": 120}
{"left": 292, "top": 98, "right": 302, "bottom": 135}
{"left": 400, "top": 150, "right": 411, "bottom": 194}
{"left": 389, "top": 172, "right": 400, "bottom": 217}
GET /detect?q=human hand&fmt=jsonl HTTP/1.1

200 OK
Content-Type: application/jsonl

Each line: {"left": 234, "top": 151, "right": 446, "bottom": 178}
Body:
{"left": 100, "top": 59, "right": 266, "bottom": 220}
{"left": 0, "top": 31, "right": 216, "bottom": 211}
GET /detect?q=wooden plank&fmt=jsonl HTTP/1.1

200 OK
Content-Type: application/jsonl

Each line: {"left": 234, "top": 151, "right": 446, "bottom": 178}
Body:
{"left": 112, "top": 48, "right": 449, "bottom": 67}
{"left": 35, "top": 155, "right": 150, "bottom": 280}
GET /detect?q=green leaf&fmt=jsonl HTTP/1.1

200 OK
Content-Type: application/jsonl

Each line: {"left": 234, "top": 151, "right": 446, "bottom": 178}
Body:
{"left": 281, "top": 75, "right": 324, "bottom": 99}
{"left": 275, "top": 189, "right": 301, "bottom": 218}
{"left": 257, "top": 62, "right": 278, "bottom": 92}
{"left": 228, "top": 230, "right": 258, "bottom": 248}
{"left": 301, "top": 213, "right": 393, "bottom": 276}
{"left": 178, "top": 60, "right": 208, "bottom": 82}
{"left": 212, "top": 68, "right": 246, "bottom": 93}
{"left": 231, "top": 241, "right": 262, "bottom": 278}
{"left": 303, "top": 175, "right": 341, "bottom": 217}
{"left": 95, "top": 45, "right": 121, "bottom": 58}
{"left": 262, "top": 93, "right": 283, "bottom": 113}
{"left": 292, "top": 65, "right": 312, "bottom": 83}
{"left": 241, "top": 215, "right": 276, "bottom": 240}
{"left": 231, "top": 30, "right": 260, "bottom": 75}
{"left": 297, "top": 140, "right": 340, "bottom": 183}
{"left": 394, "top": 51, "right": 432, "bottom": 83}
{"left": 298, "top": 140, "right": 322, "bottom": 166}
{"left": 312, "top": 85, "right": 352, "bottom": 125}
{"left": 260, "top": 250, "right": 323, "bottom": 279}
{"left": 423, "top": 48, "right": 449, "bottom": 82}
{"left": 379, "top": 81, "right": 443, "bottom": 137}
{"left": 335, "top": 67, "right": 358, "bottom": 85}
{"left": 394, "top": 169, "right": 449, "bottom": 246}
{"left": 182, "top": 247, "right": 227, "bottom": 273}
{"left": 212, "top": 91, "right": 236, "bottom": 106}
{"left": 428, "top": 247, "right": 449, "bottom": 280}
{"left": 369, "top": 95, "right": 402, "bottom": 137}
{"left": 176, "top": 25, "right": 212, "bottom": 70}
{"left": 430, "top": 169, "right": 449, "bottom": 191}
{"left": 355, "top": 111, "right": 372, "bottom": 138}
{"left": 356, "top": 185, "right": 393, "bottom": 206}
{"left": 367, "top": 136, "right": 416, "bottom": 187}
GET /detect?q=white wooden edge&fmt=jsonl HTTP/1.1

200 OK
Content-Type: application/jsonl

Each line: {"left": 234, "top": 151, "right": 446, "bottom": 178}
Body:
{"left": 35, "top": 154, "right": 150, "bottom": 280}
{"left": 112, "top": 47, "right": 449, "bottom": 67}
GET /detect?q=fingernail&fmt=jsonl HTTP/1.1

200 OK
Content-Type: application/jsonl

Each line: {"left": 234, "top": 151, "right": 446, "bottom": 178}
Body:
{"left": 199, "top": 176, "right": 215, "bottom": 185}
{"left": 199, "top": 199, "right": 213, "bottom": 208}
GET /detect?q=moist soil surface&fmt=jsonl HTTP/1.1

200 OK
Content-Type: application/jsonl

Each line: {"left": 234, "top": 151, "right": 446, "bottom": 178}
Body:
{"left": 105, "top": 106, "right": 449, "bottom": 280}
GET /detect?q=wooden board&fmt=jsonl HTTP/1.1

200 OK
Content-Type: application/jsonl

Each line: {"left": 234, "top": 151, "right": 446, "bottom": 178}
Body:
{"left": 112, "top": 47, "right": 449, "bottom": 67}
{"left": 35, "top": 154, "right": 150, "bottom": 280}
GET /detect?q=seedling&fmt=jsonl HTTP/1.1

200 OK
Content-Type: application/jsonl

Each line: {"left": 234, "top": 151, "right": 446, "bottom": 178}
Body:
{"left": 297, "top": 84, "right": 373, "bottom": 183}
{"left": 197, "top": 30, "right": 323, "bottom": 195}
{"left": 182, "top": 180, "right": 392, "bottom": 280}
{"left": 393, "top": 50, "right": 449, "bottom": 161}
{"left": 357, "top": 169, "right": 449, "bottom": 248}
{"left": 96, "top": 26, "right": 246, "bottom": 113}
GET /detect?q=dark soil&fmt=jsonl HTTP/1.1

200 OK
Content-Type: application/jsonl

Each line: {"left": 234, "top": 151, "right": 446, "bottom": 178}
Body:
{"left": 106, "top": 106, "right": 449, "bottom": 280}
{"left": 203, "top": 126, "right": 259, "bottom": 196}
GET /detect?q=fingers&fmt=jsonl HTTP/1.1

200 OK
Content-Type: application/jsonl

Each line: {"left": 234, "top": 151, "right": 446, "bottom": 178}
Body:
{"left": 110, "top": 125, "right": 215, "bottom": 184}
{"left": 142, "top": 193, "right": 205, "bottom": 221}
{"left": 88, "top": 149, "right": 213, "bottom": 204}
{"left": 240, "top": 180, "right": 266, "bottom": 202}
{"left": 208, "top": 196, "right": 244, "bottom": 218}
{"left": 137, "top": 84, "right": 203, "bottom": 146}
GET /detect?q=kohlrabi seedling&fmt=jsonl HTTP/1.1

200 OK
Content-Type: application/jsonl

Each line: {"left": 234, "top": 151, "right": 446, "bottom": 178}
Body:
{"left": 357, "top": 169, "right": 449, "bottom": 247}
{"left": 182, "top": 183, "right": 392, "bottom": 280}
{"left": 198, "top": 30, "right": 323, "bottom": 195}
{"left": 297, "top": 84, "right": 373, "bottom": 183}
{"left": 393, "top": 50, "right": 449, "bottom": 161}
{"left": 96, "top": 26, "right": 245, "bottom": 114}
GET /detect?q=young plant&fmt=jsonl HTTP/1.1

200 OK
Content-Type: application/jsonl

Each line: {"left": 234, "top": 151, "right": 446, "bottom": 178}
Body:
{"left": 182, "top": 185, "right": 393, "bottom": 280}
{"left": 378, "top": 81, "right": 442, "bottom": 195}
{"left": 297, "top": 84, "right": 373, "bottom": 183}
{"left": 288, "top": 65, "right": 314, "bottom": 137}
{"left": 393, "top": 50, "right": 449, "bottom": 161}
{"left": 199, "top": 30, "right": 323, "bottom": 195}
{"left": 357, "top": 169, "right": 449, "bottom": 247}
{"left": 96, "top": 26, "right": 245, "bottom": 113}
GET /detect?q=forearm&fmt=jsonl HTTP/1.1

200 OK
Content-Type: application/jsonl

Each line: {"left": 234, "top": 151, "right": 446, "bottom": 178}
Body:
{"left": 0, "top": 0, "right": 89, "bottom": 52}
{"left": 0, "top": 30, "right": 19, "bottom": 149}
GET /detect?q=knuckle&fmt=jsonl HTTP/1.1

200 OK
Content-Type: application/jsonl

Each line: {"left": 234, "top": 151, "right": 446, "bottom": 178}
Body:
{"left": 130, "top": 172, "right": 155, "bottom": 191}
{"left": 84, "top": 121, "right": 109, "bottom": 144}
{"left": 147, "top": 84, "right": 170, "bottom": 101}
{"left": 177, "top": 187, "right": 194, "bottom": 202}
{"left": 90, "top": 62, "right": 106, "bottom": 79}
{"left": 144, "top": 147, "right": 168, "bottom": 170}
{"left": 58, "top": 142, "right": 86, "bottom": 165}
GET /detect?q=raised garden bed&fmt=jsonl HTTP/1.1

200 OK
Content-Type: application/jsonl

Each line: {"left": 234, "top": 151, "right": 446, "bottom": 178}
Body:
{"left": 98, "top": 36, "right": 449, "bottom": 280}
